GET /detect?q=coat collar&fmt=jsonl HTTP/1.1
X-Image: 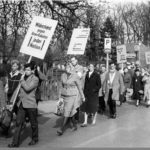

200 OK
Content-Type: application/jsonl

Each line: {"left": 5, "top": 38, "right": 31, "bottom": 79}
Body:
{"left": 25, "top": 74, "right": 35, "bottom": 82}
{"left": 10, "top": 70, "right": 20, "bottom": 77}
{"left": 87, "top": 71, "right": 95, "bottom": 79}
{"left": 108, "top": 70, "right": 117, "bottom": 83}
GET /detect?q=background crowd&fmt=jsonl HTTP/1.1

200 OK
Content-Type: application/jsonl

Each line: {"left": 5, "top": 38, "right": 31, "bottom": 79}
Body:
{"left": 0, "top": 58, "right": 149, "bottom": 147}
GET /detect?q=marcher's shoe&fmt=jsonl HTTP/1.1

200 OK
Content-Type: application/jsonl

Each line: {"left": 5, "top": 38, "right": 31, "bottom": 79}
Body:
{"left": 57, "top": 129, "right": 64, "bottom": 136}
{"left": 123, "top": 97, "right": 126, "bottom": 103}
{"left": 91, "top": 122, "right": 96, "bottom": 126}
{"left": 98, "top": 110, "right": 105, "bottom": 115}
{"left": 119, "top": 101, "right": 122, "bottom": 106}
{"left": 71, "top": 125, "right": 78, "bottom": 131}
{"left": 80, "top": 123, "right": 87, "bottom": 127}
{"left": 109, "top": 114, "right": 116, "bottom": 119}
{"left": 28, "top": 139, "right": 38, "bottom": 146}
{"left": 112, "top": 114, "right": 116, "bottom": 119}
{"left": 136, "top": 100, "right": 139, "bottom": 107}
{"left": 69, "top": 121, "right": 74, "bottom": 129}
{"left": 8, "top": 143, "right": 19, "bottom": 148}
{"left": 146, "top": 105, "right": 150, "bottom": 108}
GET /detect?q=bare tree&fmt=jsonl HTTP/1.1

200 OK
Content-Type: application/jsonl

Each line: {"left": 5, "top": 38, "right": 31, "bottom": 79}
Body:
{"left": 112, "top": 2, "right": 150, "bottom": 45}
{"left": 0, "top": 1, "right": 31, "bottom": 62}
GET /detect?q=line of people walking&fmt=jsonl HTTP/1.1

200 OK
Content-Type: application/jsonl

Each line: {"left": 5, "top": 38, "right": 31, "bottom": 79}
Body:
{"left": 0, "top": 57, "right": 149, "bottom": 147}
{"left": 57, "top": 58, "right": 150, "bottom": 137}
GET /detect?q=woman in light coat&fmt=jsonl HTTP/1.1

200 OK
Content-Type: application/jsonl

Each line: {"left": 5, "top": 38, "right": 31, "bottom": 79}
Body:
{"left": 142, "top": 71, "right": 150, "bottom": 107}
{"left": 57, "top": 64, "right": 85, "bottom": 136}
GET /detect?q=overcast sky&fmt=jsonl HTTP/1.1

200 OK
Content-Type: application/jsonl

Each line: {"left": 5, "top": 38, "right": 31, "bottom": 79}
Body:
{"left": 109, "top": 0, "right": 149, "bottom": 4}
{"left": 88, "top": 0, "right": 149, "bottom": 5}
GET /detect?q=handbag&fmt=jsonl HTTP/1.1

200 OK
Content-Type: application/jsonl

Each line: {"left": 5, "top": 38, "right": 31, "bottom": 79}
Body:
{"left": 0, "top": 107, "right": 13, "bottom": 132}
{"left": 55, "top": 98, "right": 64, "bottom": 116}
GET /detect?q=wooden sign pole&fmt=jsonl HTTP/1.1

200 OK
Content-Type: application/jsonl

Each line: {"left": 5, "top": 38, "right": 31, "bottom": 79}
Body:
{"left": 121, "top": 63, "right": 124, "bottom": 70}
{"left": 106, "top": 52, "right": 109, "bottom": 72}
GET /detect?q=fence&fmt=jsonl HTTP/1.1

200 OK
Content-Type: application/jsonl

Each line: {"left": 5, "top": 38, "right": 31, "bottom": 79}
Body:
{"left": 40, "top": 67, "right": 64, "bottom": 101}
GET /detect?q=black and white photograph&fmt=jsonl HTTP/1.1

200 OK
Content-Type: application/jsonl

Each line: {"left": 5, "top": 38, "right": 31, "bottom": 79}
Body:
{"left": 0, "top": 0, "right": 149, "bottom": 148}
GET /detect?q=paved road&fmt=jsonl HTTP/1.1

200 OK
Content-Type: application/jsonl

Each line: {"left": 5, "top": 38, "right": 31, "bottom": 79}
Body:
{"left": 0, "top": 100, "right": 150, "bottom": 148}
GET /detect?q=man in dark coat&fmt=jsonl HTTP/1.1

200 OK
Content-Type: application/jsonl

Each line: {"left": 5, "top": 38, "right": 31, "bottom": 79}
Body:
{"left": 81, "top": 63, "right": 101, "bottom": 127}
{"left": 132, "top": 68, "right": 144, "bottom": 106}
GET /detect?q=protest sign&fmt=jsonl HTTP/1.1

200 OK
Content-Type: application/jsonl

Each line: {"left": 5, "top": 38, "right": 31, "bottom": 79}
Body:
{"left": 20, "top": 16, "right": 58, "bottom": 59}
{"left": 117, "top": 45, "right": 127, "bottom": 63}
{"left": 67, "top": 28, "right": 90, "bottom": 55}
{"left": 145, "top": 52, "right": 150, "bottom": 64}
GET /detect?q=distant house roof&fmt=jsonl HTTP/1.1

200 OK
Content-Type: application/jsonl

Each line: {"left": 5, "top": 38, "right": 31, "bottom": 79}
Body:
{"left": 125, "top": 42, "right": 150, "bottom": 53}
{"left": 124, "top": 43, "right": 150, "bottom": 67}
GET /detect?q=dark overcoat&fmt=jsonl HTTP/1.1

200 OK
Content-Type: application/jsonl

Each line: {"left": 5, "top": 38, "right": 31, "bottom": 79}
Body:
{"left": 132, "top": 74, "right": 143, "bottom": 100}
{"left": 123, "top": 72, "right": 132, "bottom": 90}
{"left": 83, "top": 71, "right": 101, "bottom": 114}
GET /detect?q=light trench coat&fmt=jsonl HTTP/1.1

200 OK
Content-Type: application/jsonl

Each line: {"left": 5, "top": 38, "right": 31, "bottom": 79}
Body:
{"left": 18, "top": 74, "right": 39, "bottom": 108}
{"left": 103, "top": 71, "right": 124, "bottom": 101}
{"left": 142, "top": 74, "right": 150, "bottom": 101}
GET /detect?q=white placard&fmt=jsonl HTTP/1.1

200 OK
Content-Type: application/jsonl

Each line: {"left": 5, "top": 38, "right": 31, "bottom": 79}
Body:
{"left": 104, "top": 38, "right": 111, "bottom": 53}
{"left": 20, "top": 16, "right": 58, "bottom": 59}
{"left": 117, "top": 45, "right": 127, "bottom": 63}
{"left": 127, "top": 53, "right": 136, "bottom": 58}
{"left": 67, "top": 28, "right": 90, "bottom": 55}
{"left": 145, "top": 52, "right": 150, "bottom": 64}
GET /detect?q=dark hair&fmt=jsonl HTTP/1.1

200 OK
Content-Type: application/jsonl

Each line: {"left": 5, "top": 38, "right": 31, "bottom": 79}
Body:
{"left": 88, "top": 62, "right": 95, "bottom": 67}
{"left": 24, "top": 63, "right": 35, "bottom": 70}
{"left": 71, "top": 56, "right": 78, "bottom": 63}
{"left": 109, "top": 61, "right": 116, "bottom": 66}
{"left": 30, "top": 61, "right": 37, "bottom": 69}
{"left": 135, "top": 68, "right": 140, "bottom": 72}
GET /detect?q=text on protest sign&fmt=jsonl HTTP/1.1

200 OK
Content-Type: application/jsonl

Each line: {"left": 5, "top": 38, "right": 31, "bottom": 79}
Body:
{"left": 20, "top": 16, "right": 58, "bottom": 59}
{"left": 145, "top": 52, "right": 150, "bottom": 64}
{"left": 67, "top": 28, "right": 90, "bottom": 55}
{"left": 117, "top": 45, "right": 127, "bottom": 63}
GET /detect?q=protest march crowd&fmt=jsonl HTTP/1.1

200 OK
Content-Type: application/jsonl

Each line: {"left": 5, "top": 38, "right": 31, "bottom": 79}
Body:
{"left": 0, "top": 56, "right": 149, "bottom": 148}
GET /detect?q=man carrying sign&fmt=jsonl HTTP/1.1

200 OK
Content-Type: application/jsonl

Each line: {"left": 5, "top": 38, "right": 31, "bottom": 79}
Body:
{"left": 8, "top": 63, "right": 39, "bottom": 148}
{"left": 7, "top": 16, "right": 58, "bottom": 148}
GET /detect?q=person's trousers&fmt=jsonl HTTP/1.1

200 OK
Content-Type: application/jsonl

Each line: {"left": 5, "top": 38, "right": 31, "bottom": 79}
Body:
{"left": 8, "top": 94, "right": 19, "bottom": 115}
{"left": 12, "top": 103, "right": 38, "bottom": 145}
{"left": 107, "top": 89, "right": 116, "bottom": 115}
{"left": 99, "top": 96, "right": 106, "bottom": 112}
{"left": 74, "top": 107, "right": 80, "bottom": 122}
